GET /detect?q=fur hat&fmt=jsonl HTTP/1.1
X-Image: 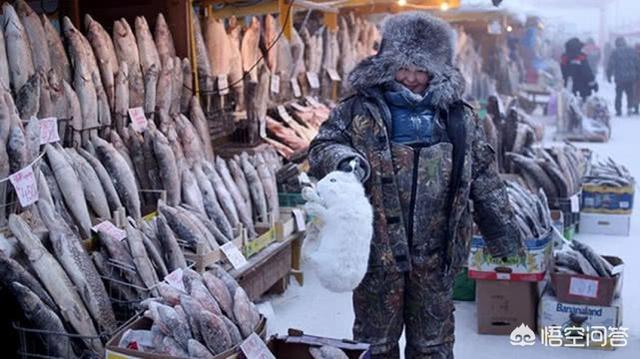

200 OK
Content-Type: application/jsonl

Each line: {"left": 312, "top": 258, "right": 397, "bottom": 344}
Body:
{"left": 348, "top": 12, "right": 465, "bottom": 109}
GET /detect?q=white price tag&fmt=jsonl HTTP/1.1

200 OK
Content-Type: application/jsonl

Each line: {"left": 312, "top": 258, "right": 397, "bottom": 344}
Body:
{"left": 270, "top": 74, "right": 280, "bottom": 94}
{"left": 8, "top": 165, "right": 38, "bottom": 207}
{"left": 290, "top": 78, "right": 302, "bottom": 97}
{"left": 306, "top": 71, "right": 320, "bottom": 89}
{"left": 569, "top": 277, "right": 599, "bottom": 298}
{"left": 92, "top": 221, "right": 127, "bottom": 241}
{"left": 259, "top": 118, "right": 267, "bottom": 139}
{"left": 496, "top": 272, "right": 511, "bottom": 280}
{"left": 276, "top": 105, "right": 294, "bottom": 124}
{"left": 218, "top": 75, "right": 229, "bottom": 95}
{"left": 291, "top": 209, "right": 306, "bottom": 232}
{"left": 326, "top": 68, "right": 341, "bottom": 82}
{"left": 305, "top": 96, "right": 321, "bottom": 108}
{"left": 221, "top": 242, "right": 248, "bottom": 269}
{"left": 290, "top": 102, "right": 308, "bottom": 113}
{"left": 39, "top": 117, "right": 60, "bottom": 144}
{"left": 128, "top": 107, "right": 148, "bottom": 132}
{"left": 164, "top": 268, "right": 186, "bottom": 292}
{"left": 570, "top": 194, "right": 580, "bottom": 213}
{"left": 240, "top": 333, "right": 276, "bottom": 359}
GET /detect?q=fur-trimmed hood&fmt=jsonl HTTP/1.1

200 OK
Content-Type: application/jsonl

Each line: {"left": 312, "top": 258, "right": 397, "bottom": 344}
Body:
{"left": 347, "top": 12, "right": 465, "bottom": 109}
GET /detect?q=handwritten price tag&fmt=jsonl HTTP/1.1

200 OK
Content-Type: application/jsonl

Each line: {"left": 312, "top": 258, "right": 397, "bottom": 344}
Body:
{"left": 270, "top": 74, "right": 280, "bottom": 94}
{"left": 128, "top": 107, "right": 148, "bottom": 132}
{"left": 326, "top": 68, "right": 341, "bottom": 82}
{"left": 9, "top": 165, "right": 38, "bottom": 207}
{"left": 92, "top": 221, "right": 127, "bottom": 241}
{"left": 38, "top": 117, "right": 60, "bottom": 144}
{"left": 570, "top": 194, "right": 580, "bottom": 213}
{"left": 276, "top": 105, "right": 294, "bottom": 124}
{"left": 291, "top": 209, "right": 306, "bottom": 232}
{"left": 306, "top": 71, "right": 320, "bottom": 89}
{"left": 290, "top": 78, "right": 302, "bottom": 97}
{"left": 164, "top": 268, "right": 186, "bottom": 292}
{"left": 240, "top": 333, "right": 276, "bottom": 359}
{"left": 220, "top": 242, "right": 248, "bottom": 270}
{"left": 218, "top": 75, "right": 229, "bottom": 95}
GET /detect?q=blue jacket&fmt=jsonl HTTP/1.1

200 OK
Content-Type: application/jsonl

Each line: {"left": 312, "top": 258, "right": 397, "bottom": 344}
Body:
{"left": 383, "top": 83, "right": 437, "bottom": 144}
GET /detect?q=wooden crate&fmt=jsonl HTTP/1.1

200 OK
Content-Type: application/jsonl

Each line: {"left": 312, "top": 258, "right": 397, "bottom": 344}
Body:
{"left": 234, "top": 239, "right": 293, "bottom": 301}
{"left": 183, "top": 229, "right": 245, "bottom": 273}
{"left": 243, "top": 221, "right": 276, "bottom": 258}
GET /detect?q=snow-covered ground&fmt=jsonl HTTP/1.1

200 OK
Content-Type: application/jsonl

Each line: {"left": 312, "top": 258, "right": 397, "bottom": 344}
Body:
{"left": 267, "top": 80, "right": 638, "bottom": 358}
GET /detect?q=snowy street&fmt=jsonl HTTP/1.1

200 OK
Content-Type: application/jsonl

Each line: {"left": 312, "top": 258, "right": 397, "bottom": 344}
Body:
{"left": 267, "top": 79, "right": 638, "bottom": 358}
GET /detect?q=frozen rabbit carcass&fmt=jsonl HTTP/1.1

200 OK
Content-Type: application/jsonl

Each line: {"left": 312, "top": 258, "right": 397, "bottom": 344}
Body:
{"left": 302, "top": 166, "right": 373, "bottom": 292}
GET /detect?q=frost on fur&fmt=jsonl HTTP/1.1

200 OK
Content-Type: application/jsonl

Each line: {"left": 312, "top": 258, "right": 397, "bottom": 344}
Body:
{"left": 302, "top": 170, "right": 373, "bottom": 292}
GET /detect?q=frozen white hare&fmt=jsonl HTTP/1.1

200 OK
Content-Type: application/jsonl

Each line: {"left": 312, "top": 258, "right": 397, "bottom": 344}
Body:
{"left": 302, "top": 168, "right": 373, "bottom": 292}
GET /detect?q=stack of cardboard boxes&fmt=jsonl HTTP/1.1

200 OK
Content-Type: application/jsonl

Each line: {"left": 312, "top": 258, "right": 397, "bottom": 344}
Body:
{"left": 580, "top": 182, "right": 633, "bottom": 236}
{"left": 467, "top": 230, "right": 552, "bottom": 335}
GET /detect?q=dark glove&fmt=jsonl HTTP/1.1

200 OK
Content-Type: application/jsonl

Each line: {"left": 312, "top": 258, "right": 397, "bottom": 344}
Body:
{"left": 337, "top": 157, "right": 367, "bottom": 182}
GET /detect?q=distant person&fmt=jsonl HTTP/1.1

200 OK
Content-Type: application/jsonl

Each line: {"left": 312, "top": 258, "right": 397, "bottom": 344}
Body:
{"left": 561, "top": 38, "right": 597, "bottom": 100}
{"left": 583, "top": 37, "right": 602, "bottom": 76}
{"left": 606, "top": 37, "right": 640, "bottom": 116}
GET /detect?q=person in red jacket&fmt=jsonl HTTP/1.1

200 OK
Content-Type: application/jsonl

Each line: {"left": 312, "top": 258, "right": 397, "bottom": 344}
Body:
{"left": 561, "top": 38, "right": 597, "bottom": 100}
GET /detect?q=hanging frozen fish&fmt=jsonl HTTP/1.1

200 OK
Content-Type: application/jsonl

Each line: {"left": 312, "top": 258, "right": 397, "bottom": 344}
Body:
{"left": 125, "top": 223, "right": 161, "bottom": 296}
{"left": 15, "top": 73, "right": 40, "bottom": 120}
{"left": 42, "top": 15, "right": 71, "bottom": 84}
{"left": 181, "top": 169, "right": 206, "bottom": 215}
{"left": 45, "top": 144, "right": 93, "bottom": 238}
{"left": 188, "top": 339, "right": 215, "bottom": 359}
{"left": 227, "top": 158, "right": 251, "bottom": 211}
{"left": 156, "top": 214, "right": 188, "bottom": 271}
{"left": 191, "top": 8, "right": 213, "bottom": 94}
{"left": 227, "top": 17, "right": 244, "bottom": 110}
{"left": 177, "top": 205, "right": 222, "bottom": 250}
{"left": 156, "top": 57, "right": 173, "bottom": 115}
{"left": 15, "top": 0, "right": 50, "bottom": 75}
{"left": 135, "top": 16, "right": 160, "bottom": 114}
{"left": 113, "top": 18, "right": 144, "bottom": 108}
{"left": 85, "top": 14, "right": 118, "bottom": 110}
{"left": 181, "top": 59, "right": 193, "bottom": 113}
{"left": 202, "top": 162, "right": 240, "bottom": 228}
{"left": 193, "top": 163, "right": 234, "bottom": 240}
{"left": 198, "top": 310, "right": 232, "bottom": 354}
{"left": 254, "top": 153, "right": 279, "bottom": 220}
{"left": 0, "top": 252, "right": 57, "bottom": 310}
{"left": 232, "top": 287, "right": 260, "bottom": 337}
{"left": 153, "top": 130, "right": 181, "bottom": 206}
{"left": 263, "top": 14, "right": 278, "bottom": 73}
{"left": 114, "top": 61, "right": 129, "bottom": 134}
{"left": 38, "top": 199, "right": 117, "bottom": 333}
{"left": 202, "top": 271, "right": 233, "bottom": 318}
{"left": 0, "top": 27, "right": 10, "bottom": 90}
{"left": 241, "top": 155, "right": 269, "bottom": 224}
{"left": 63, "top": 80, "right": 83, "bottom": 146}
{"left": 155, "top": 13, "right": 176, "bottom": 64}
{"left": 290, "top": 26, "right": 306, "bottom": 83}
{"left": 175, "top": 114, "right": 205, "bottom": 166}
{"left": 222, "top": 315, "right": 242, "bottom": 344}
{"left": 142, "top": 233, "right": 169, "bottom": 279}
{"left": 77, "top": 147, "right": 123, "bottom": 212}
{"left": 7, "top": 122, "right": 28, "bottom": 175}
{"left": 10, "top": 282, "right": 73, "bottom": 359}
{"left": 216, "top": 157, "right": 255, "bottom": 236}
{"left": 241, "top": 17, "right": 261, "bottom": 82}
{"left": 189, "top": 96, "right": 214, "bottom": 161}
{"left": 143, "top": 125, "right": 162, "bottom": 191}
{"left": 67, "top": 149, "right": 111, "bottom": 219}
{"left": 171, "top": 56, "right": 182, "bottom": 115}
{"left": 38, "top": 72, "right": 54, "bottom": 118}
{"left": 2, "top": 2, "right": 35, "bottom": 93}
{"left": 93, "top": 137, "right": 142, "bottom": 219}
{"left": 204, "top": 16, "right": 231, "bottom": 80}
{"left": 9, "top": 214, "right": 103, "bottom": 353}
{"left": 158, "top": 203, "right": 204, "bottom": 249}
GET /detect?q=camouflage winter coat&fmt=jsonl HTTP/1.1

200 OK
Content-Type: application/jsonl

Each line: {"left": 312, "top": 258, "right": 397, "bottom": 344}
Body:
{"left": 308, "top": 87, "right": 522, "bottom": 278}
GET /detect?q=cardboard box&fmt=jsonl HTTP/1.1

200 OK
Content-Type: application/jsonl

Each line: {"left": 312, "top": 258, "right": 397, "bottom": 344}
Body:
{"left": 581, "top": 184, "right": 634, "bottom": 215}
{"left": 106, "top": 315, "right": 267, "bottom": 359}
{"left": 551, "top": 256, "right": 624, "bottom": 306}
{"left": 476, "top": 280, "right": 540, "bottom": 335}
{"left": 578, "top": 213, "right": 631, "bottom": 236}
{"left": 468, "top": 231, "right": 552, "bottom": 281}
{"left": 538, "top": 290, "right": 623, "bottom": 350}
{"left": 267, "top": 330, "right": 370, "bottom": 359}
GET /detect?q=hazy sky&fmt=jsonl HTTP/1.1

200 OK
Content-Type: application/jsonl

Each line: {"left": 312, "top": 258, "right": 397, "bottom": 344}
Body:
{"left": 461, "top": 0, "right": 640, "bottom": 38}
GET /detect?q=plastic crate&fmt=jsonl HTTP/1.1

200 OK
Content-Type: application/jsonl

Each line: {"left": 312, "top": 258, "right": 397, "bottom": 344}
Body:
{"left": 278, "top": 192, "right": 305, "bottom": 208}
{"left": 454, "top": 267, "right": 476, "bottom": 301}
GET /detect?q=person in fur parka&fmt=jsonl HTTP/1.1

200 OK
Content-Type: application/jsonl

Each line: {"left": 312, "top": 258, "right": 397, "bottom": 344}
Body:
{"left": 309, "top": 12, "right": 524, "bottom": 358}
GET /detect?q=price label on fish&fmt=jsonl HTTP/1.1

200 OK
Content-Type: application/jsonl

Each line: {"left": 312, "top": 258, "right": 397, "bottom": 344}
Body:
{"left": 270, "top": 74, "right": 280, "bottom": 94}
{"left": 220, "top": 242, "right": 248, "bottom": 269}
{"left": 240, "top": 333, "right": 276, "bottom": 359}
{"left": 92, "top": 221, "right": 127, "bottom": 242}
{"left": 128, "top": 107, "right": 148, "bottom": 132}
{"left": 306, "top": 71, "right": 320, "bottom": 89}
{"left": 259, "top": 118, "right": 267, "bottom": 139}
{"left": 217, "top": 75, "right": 230, "bottom": 95}
{"left": 277, "top": 105, "right": 294, "bottom": 124}
{"left": 305, "top": 96, "right": 321, "bottom": 108}
{"left": 290, "top": 78, "right": 302, "bottom": 97}
{"left": 164, "top": 268, "right": 186, "bottom": 292}
{"left": 570, "top": 194, "right": 580, "bottom": 213}
{"left": 326, "top": 68, "right": 341, "bottom": 82}
{"left": 291, "top": 208, "right": 306, "bottom": 232}
{"left": 38, "top": 117, "right": 60, "bottom": 144}
{"left": 8, "top": 165, "right": 38, "bottom": 207}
